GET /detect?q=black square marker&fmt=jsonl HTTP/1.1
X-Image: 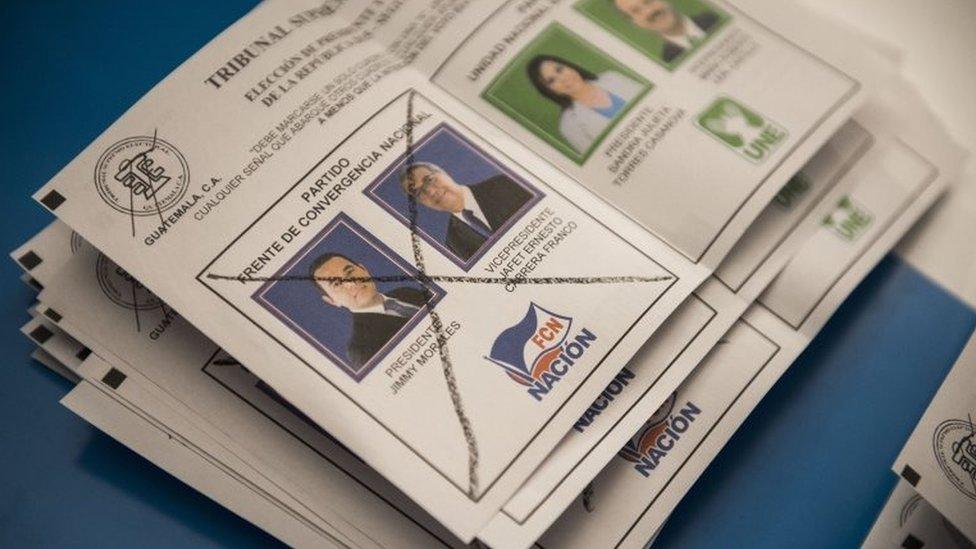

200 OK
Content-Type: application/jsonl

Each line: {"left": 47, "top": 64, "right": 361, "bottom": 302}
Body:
{"left": 29, "top": 324, "right": 53, "bottom": 345}
{"left": 101, "top": 368, "right": 126, "bottom": 390}
{"left": 40, "top": 190, "right": 66, "bottom": 211}
{"left": 27, "top": 278, "right": 44, "bottom": 291}
{"left": 902, "top": 534, "right": 923, "bottom": 549}
{"left": 901, "top": 465, "right": 921, "bottom": 487}
{"left": 43, "top": 309, "right": 62, "bottom": 323}
{"left": 76, "top": 348, "right": 92, "bottom": 361}
{"left": 18, "top": 251, "right": 42, "bottom": 271}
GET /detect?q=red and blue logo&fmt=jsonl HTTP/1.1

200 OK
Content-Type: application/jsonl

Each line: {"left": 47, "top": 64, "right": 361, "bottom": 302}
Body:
{"left": 486, "top": 303, "right": 597, "bottom": 401}
{"left": 619, "top": 393, "right": 702, "bottom": 477}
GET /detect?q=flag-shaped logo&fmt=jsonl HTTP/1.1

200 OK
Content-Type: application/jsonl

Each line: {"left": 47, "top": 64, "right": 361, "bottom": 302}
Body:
{"left": 487, "top": 303, "right": 573, "bottom": 386}
{"left": 486, "top": 303, "right": 598, "bottom": 401}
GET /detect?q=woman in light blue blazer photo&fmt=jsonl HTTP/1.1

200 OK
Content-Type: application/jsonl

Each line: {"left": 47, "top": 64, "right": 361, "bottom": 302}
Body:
{"left": 527, "top": 54, "right": 643, "bottom": 155}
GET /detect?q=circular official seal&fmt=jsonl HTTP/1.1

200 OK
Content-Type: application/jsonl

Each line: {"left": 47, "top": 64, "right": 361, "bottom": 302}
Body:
{"left": 933, "top": 419, "right": 976, "bottom": 501}
{"left": 94, "top": 135, "right": 189, "bottom": 216}
{"left": 95, "top": 253, "right": 163, "bottom": 311}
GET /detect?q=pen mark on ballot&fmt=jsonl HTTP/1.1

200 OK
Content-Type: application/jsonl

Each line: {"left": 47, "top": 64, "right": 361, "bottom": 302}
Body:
{"left": 203, "top": 91, "right": 674, "bottom": 499}
{"left": 204, "top": 273, "right": 672, "bottom": 286}
{"left": 403, "top": 91, "right": 480, "bottom": 497}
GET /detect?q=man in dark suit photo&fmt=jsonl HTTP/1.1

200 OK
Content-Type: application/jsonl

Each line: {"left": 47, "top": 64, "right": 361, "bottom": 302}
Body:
{"left": 399, "top": 162, "right": 533, "bottom": 262}
{"left": 309, "top": 252, "right": 428, "bottom": 370}
{"left": 611, "top": 0, "right": 720, "bottom": 63}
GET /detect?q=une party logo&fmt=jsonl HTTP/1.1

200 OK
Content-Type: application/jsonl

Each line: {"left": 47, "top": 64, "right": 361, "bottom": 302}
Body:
{"left": 696, "top": 97, "right": 787, "bottom": 164}
{"left": 823, "top": 195, "right": 874, "bottom": 242}
{"left": 619, "top": 393, "right": 702, "bottom": 477}
{"left": 486, "top": 303, "right": 597, "bottom": 402}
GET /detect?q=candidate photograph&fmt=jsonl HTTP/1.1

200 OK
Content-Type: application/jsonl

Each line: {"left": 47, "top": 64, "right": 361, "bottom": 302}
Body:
{"left": 253, "top": 214, "right": 443, "bottom": 382}
{"left": 483, "top": 24, "right": 652, "bottom": 163}
{"left": 576, "top": 0, "right": 728, "bottom": 70}
{"left": 365, "top": 124, "right": 542, "bottom": 270}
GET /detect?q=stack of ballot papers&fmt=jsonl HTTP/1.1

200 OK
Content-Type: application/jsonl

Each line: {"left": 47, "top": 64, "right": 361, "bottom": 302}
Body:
{"left": 8, "top": 0, "right": 971, "bottom": 547}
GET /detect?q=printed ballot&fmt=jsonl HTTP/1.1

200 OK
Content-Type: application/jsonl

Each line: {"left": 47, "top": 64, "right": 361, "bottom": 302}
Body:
{"left": 530, "top": 83, "right": 963, "bottom": 549}
{"left": 475, "top": 117, "right": 872, "bottom": 547}
{"left": 863, "top": 481, "right": 975, "bottom": 549}
{"left": 35, "top": 243, "right": 469, "bottom": 548}
{"left": 23, "top": 94, "right": 875, "bottom": 548}
{"left": 24, "top": 76, "right": 958, "bottom": 548}
{"left": 9, "top": 0, "right": 972, "bottom": 547}
{"left": 61, "top": 373, "right": 353, "bottom": 548}
{"left": 26, "top": 0, "right": 879, "bottom": 538}
{"left": 894, "top": 328, "right": 976, "bottom": 545}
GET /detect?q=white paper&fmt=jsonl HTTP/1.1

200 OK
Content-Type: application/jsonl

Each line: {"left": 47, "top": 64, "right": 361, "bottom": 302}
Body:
{"left": 26, "top": 0, "right": 876, "bottom": 536}
{"left": 61, "top": 375, "right": 353, "bottom": 548}
{"left": 29, "top": 348, "right": 81, "bottom": 383}
{"left": 535, "top": 89, "right": 955, "bottom": 548}
{"left": 10, "top": 220, "right": 84, "bottom": 287}
{"left": 20, "top": 315, "right": 90, "bottom": 373}
{"left": 863, "top": 480, "right": 974, "bottom": 549}
{"left": 893, "top": 328, "right": 976, "bottom": 545}
{"left": 476, "top": 88, "right": 944, "bottom": 546}
{"left": 862, "top": 481, "right": 921, "bottom": 549}
{"left": 899, "top": 489, "right": 975, "bottom": 549}
{"left": 36, "top": 245, "right": 467, "bottom": 548}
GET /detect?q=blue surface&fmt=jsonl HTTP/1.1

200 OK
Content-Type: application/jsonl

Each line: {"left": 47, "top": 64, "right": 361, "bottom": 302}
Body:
{"left": 1, "top": 2, "right": 973, "bottom": 547}
{"left": 656, "top": 256, "right": 976, "bottom": 548}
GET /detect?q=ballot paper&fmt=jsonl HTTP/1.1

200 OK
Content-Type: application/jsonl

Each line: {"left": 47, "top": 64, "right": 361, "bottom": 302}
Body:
{"left": 34, "top": 82, "right": 953, "bottom": 549}
{"left": 60, "top": 369, "right": 351, "bottom": 549}
{"left": 24, "top": 303, "right": 384, "bottom": 547}
{"left": 862, "top": 481, "right": 922, "bottom": 549}
{"left": 863, "top": 480, "right": 975, "bottom": 549}
{"left": 68, "top": 350, "right": 452, "bottom": 549}
{"left": 28, "top": 0, "right": 880, "bottom": 537}
{"left": 712, "top": 120, "right": 871, "bottom": 302}
{"left": 10, "top": 221, "right": 83, "bottom": 288}
{"left": 477, "top": 117, "right": 870, "bottom": 547}
{"left": 20, "top": 315, "right": 90, "bottom": 375}
{"left": 22, "top": 102, "right": 867, "bottom": 549}
{"left": 536, "top": 91, "right": 961, "bottom": 549}
{"left": 898, "top": 489, "right": 976, "bottom": 549}
{"left": 430, "top": 0, "right": 880, "bottom": 267}
{"left": 30, "top": 348, "right": 81, "bottom": 383}
{"left": 19, "top": 274, "right": 44, "bottom": 293}
{"left": 21, "top": 309, "right": 87, "bottom": 382}
{"left": 17, "top": 221, "right": 467, "bottom": 546}
{"left": 34, "top": 244, "right": 467, "bottom": 547}
{"left": 894, "top": 328, "right": 976, "bottom": 545}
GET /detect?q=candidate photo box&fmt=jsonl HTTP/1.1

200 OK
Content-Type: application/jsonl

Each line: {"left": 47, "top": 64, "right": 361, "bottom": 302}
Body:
{"left": 575, "top": 0, "right": 730, "bottom": 71}
{"left": 483, "top": 23, "right": 653, "bottom": 164}
{"left": 363, "top": 123, "right": 544, "bottom": 271}
{"left": 252, "top": 214, "right": 445, "bottom": 382}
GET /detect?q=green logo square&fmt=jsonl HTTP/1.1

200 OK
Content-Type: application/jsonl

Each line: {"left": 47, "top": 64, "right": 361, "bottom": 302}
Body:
{"left": 696, "top": 97, "right": 788, "bottom": 163}
{"left": 822, "top": 195, "right": 874, "bottom": 242}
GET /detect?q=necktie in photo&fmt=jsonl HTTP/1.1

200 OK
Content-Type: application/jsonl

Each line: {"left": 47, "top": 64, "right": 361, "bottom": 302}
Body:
{"left": 462, "top": 209, "right": 492, "bottom": 239}
{"left": 383, "top": 298, "right": 419, "bottom": 318}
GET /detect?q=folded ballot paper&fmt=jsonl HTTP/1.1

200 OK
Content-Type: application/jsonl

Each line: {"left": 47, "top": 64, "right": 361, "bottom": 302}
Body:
{"left": 862, "top": 480, "right": 975, "bottom": 549}
{"left": 9, "top": 0, "right": 969, "bottom": 547}
{"left": 890, "top": 327, "right": 976, "bottom": 546}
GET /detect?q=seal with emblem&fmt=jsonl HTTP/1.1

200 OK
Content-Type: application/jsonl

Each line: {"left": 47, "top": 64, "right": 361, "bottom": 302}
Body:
{"left": 94, "top": 134, "right": 189, "bottom": 216}
{"left": 933, "top": 418, "right": 976, "bottom": 501}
